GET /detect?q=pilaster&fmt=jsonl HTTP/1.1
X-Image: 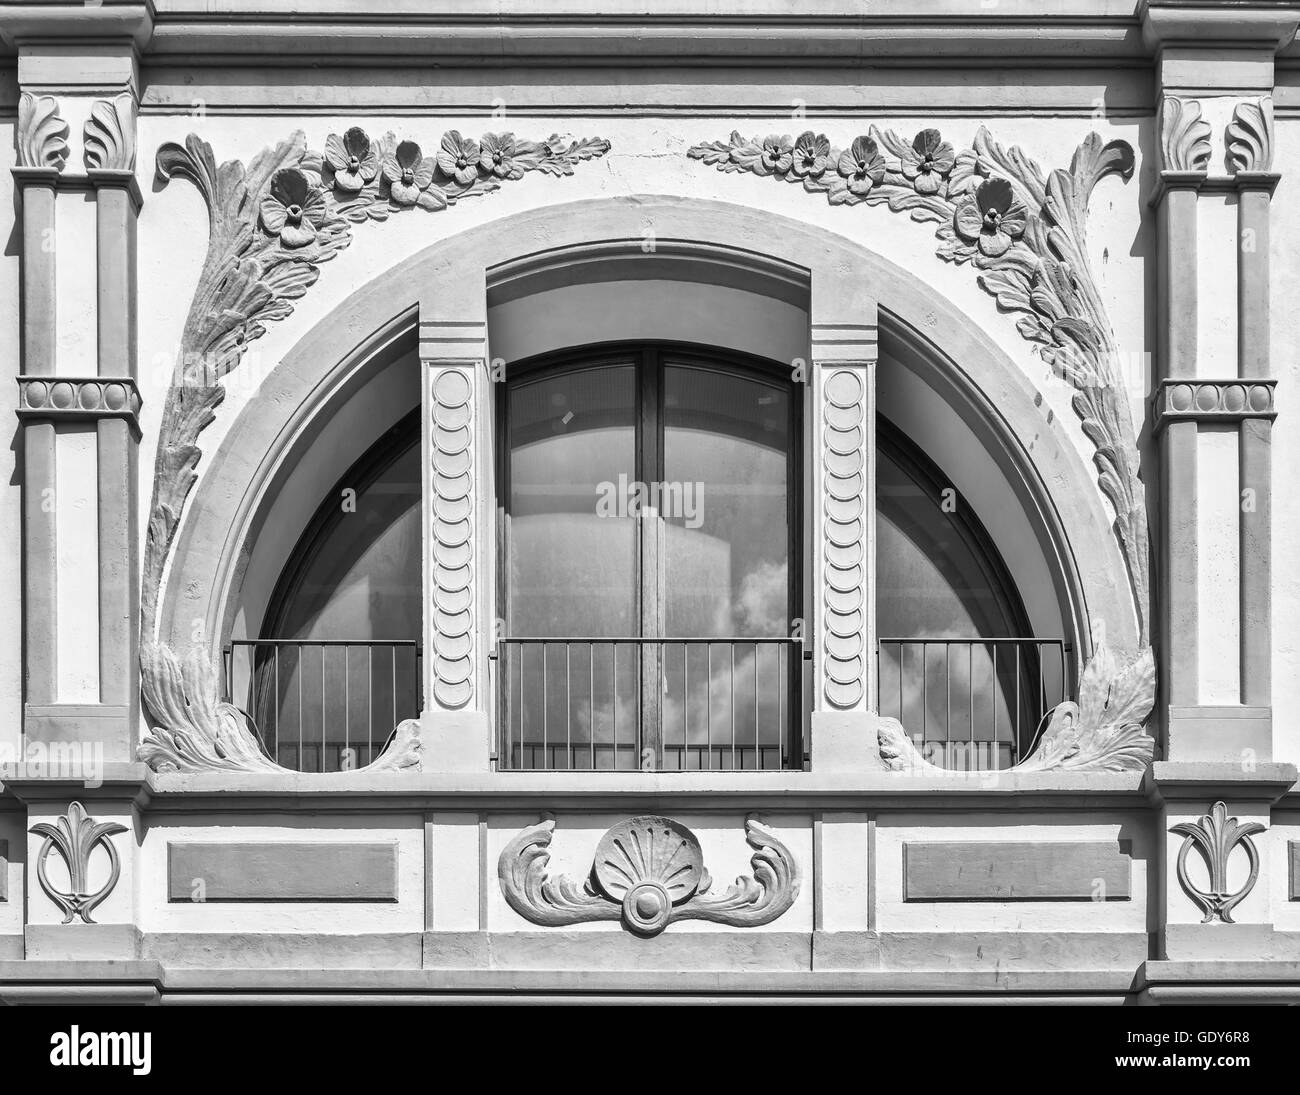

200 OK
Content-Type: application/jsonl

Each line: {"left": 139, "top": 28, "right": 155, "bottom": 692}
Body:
{"left": 12, "top": 51, "right": 142, "bottom": 764}
{"left": 418, "top": 288, "right": 493, "bottom": 772}
{"left": 807, "top": 274, "right": 879, "bottom": 771}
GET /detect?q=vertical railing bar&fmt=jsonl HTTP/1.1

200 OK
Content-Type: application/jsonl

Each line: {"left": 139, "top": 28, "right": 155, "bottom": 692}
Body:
{"left": 730, "top": 643, "right": 736, "bottom": 770}
{"left": 297, "top": 643, "right": 304, "bottom": 772}
{"left": 1014, "top": 641, "right": 1022, "bottom": 767}
{"left": 590, "top": 643, "right": 596, "bottom": 771}
{"left": 344, "top": 644, "right": 350, "bottom": 767}
{"left": 707, "top": 644, "right": 713, "bottom": 765}
{"left": 391, "top": 644, "right": 397, "bottom": 752}
{"left": 612, "top": 643, "right": 617, "bottom": 771}
{"left": 566, "top": 642, "right": 572, "bottom": 770}
{"left": 921, "top": 643, "right": 927, "bottom": 756}
{"left": 321, "top": 645, "right": 327, "bottom": 774}
{"left": 542, "top": 643, "right": 548, "bottom": 769}
{"left": 273, "top": 646, "right": 280, "bottom": 765}
{"left": 991, "top": 642, "right": 997, "bottom": 762}
{"left": 778, "top": 643, "right": 785, "bottom": 769}
{"left": 683, "top": 641, "right": 688, "bottom": 769}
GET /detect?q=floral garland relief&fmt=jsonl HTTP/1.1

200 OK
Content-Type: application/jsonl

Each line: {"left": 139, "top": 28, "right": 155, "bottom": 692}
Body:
{"left": 689, "top": 126, "right": 1154, "bottom": 772}
{"left": 138, "top": 125, "right": 611, "bottom": 774}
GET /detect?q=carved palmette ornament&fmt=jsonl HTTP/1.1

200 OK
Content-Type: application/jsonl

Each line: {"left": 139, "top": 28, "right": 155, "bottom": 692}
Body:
{"left": 29, "top": 802, "right": 129, "bottom": 925}
{"left": 499, "top": 814, "right": 800, "bottom": 937}
{"left": 1171, "top": 801, "right": 1266, "bottom": 925}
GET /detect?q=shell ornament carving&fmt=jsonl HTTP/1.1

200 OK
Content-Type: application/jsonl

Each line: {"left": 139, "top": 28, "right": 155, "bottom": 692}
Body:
{"left": 498, "top": 815, "right": 800, "bottom": 937}
{"left": 430, "top": 368, "right": 476, "bottom": 709}
{"left": 1171, "top": 801, "right": 1266, "bottom": 925}
{"left": 29, "top": 802, "right": 129, "bottom": 925}
{"left": 823, "top": 368, "right": 868, "bottom": 708}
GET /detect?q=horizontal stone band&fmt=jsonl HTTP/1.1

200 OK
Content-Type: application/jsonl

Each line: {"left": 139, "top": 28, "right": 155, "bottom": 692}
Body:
{"left": 1152, "top": 378, "right": 1276, "bottom": 430}
{"left": 16, "top": 376, "right": 142, "bottom": 432}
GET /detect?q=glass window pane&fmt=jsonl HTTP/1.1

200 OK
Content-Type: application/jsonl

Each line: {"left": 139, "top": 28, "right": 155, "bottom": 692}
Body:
{"left": 507, "top": 363, "right": 638, "bottom": 638}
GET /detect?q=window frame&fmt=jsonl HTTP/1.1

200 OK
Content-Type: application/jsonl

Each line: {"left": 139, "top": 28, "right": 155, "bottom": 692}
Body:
{"left": 496, "top": 340, "right": 805, "bottom": 768}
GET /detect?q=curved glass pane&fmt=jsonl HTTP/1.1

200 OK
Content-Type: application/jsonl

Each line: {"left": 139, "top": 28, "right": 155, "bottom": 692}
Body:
{"left": 249, "top": 439, "right": 422, "bottom": 772}
{"left": 875, "top": 441, "right": 1060, "bottom": 770}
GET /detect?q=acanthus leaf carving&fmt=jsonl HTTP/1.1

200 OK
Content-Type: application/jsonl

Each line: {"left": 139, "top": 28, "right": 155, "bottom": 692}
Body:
{"left": 1159, "top": 96, "right": 1212, "bottom": 173}
{"left": 877, "top": 620, "right": 1155, "bottom": 774}
{"left": 16, "top": 92, "right": 70, "bottom": 172}
{"left": 499, "top": 814, "right": 800, "bottom": 936}
{"left": 689, "top": 124, "right": 1149, "bottom": 653}
{"left": 1227, "top": 97, "right": 1274, "bottom": 175}
{"left": 1171, "top": 801, "right": 1265, "bottom": 925}
{"left": 139, "top": 126, "right": 609, "bottom": 769}
{"left": 30, "top": 802, "right": 128, "bottom": 924}
{"left": 136, "top": 640, "right": 421, "bottom": 775}
{"left": 83, "top": 93, "right": 137, "bottom": 172}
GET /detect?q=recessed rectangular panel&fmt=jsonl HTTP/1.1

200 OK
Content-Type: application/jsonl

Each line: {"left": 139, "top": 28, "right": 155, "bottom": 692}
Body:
{"left": 167, "top": 842, "right": 398, "bottom": 903}
{"left": 903, "top": 841, "right": 1131, "bottom": 902}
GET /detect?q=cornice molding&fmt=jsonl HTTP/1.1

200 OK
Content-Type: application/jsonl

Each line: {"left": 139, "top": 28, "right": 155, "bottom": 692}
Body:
{"left": 1141, "top": 1, "right": 1300, "bottom": 52}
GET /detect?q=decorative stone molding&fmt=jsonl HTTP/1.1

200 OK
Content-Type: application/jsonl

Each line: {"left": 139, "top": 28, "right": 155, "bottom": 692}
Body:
{"left": 688, "top": 124, "right": 1149, "bottom": 648}
{"left": 1152, "top": 379, "right": 1277, "bottom": 431}
{"left": 83, "top": 93, "right": 137, "bottom": 172}
{"left": 1171, "top": 801, "right": 1265, "bottom": 925}
{"left": 136, "top": 641, "right": 421, "bottom": 774}
{"left": 138, "top": 126, "right": 609, "bottom": 767}
{"left": 499, "top": 814, "right": 800, "bottom": 936}
{"left": 822, "top": 367, "right": 869, "bottom": 709}
{"left": 429, "top": 366, "right": 476, "bottom": 710}
{"left": 16, "top": 92, "right": 69, "bottom": 172}
{"left": 16, "top": 376, "right": 142, "bottom": 436}
{"left": 879, "top": 621, "right": 1155, "bottom": 773}
{"left": 1227, "top": 98, "right": 1274, "bottom": 176}
{"left": 1159, "top": 96, "right": 1212, "bottom": 174}
{"left": 29, "top": 802, "right": 128, "bottom": 925}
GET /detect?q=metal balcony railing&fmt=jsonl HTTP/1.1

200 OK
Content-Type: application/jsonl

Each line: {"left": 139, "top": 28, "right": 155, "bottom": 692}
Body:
{"left": 223, "top": 639, "right": 422, "bottom": 773}
{"left": 876, "top": 637, "right": 1071, "bottom": 770}
{"left": 495, "top": 638, "right": 805, "bottom": 772}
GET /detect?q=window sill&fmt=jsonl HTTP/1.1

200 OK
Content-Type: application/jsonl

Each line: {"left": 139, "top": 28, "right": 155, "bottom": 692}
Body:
{"left": 1, "top": 762, "right": 1158, "bottom": 812}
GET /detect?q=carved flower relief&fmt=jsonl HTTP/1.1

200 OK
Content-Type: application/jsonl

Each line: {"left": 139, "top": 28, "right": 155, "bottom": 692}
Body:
{"left": 479, "top": 132, "right": 524, "bottom": 180}
{"left": 834, "top": 135, "right": 886, "bottom": 198}
{"left": 791, "top": 130, "right": 831, "bottom": 179}
{"left": 759, "top": 134, "right": 795, "bottom": 175}
{"left": 324, "top": 126, "right": 380, "bottom": 193}
{"left": 381, "top": 140, "right": 446, "bottom": 210}
{"left": 954, "top": 176, "right": 1027, "bottom": 258}
{"left": 437, "top": 130, "right": 482, "bottom": 188}
{"left": 900, "top": 127, "right": 955, "bottom": 195}
{"left": 260, "top": 168, "right": 329, "bottom": 248}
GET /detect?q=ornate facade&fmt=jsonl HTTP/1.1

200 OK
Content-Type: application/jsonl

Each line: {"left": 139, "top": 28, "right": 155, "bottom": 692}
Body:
{"left": 0, "top": 0, "right": 1297, "bottom": 1003}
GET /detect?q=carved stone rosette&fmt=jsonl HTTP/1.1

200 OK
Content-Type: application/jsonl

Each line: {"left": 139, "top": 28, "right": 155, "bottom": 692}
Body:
{"left": 1171, "top": 802, "right": 1266, "bottom": 925}
{"left": 498, "top": 814, "right": 800, "bottom": 937}
{"left": 429, "top": 367, "right": 477, "bottom": 710}
{"left": 30, "top": 803, "right": 128, "bottom": 925}
{"left": 821, "top": 368, "right": 869, "bottom": 709}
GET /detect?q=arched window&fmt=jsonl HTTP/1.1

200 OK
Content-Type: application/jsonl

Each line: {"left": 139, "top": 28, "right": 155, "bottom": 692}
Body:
{"left": 244, "top": 343, "right": 1064, "bottom": 773}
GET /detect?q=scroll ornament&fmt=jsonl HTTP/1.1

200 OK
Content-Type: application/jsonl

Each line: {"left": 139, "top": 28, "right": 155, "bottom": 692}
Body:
{"left": 30, "top": 802, "right": 128, "bottom": 925}
{"left": 499, "top": 815, "right": 800, "bottom": 936}
{"left": 1171, "top": 801, "right": 1265, "bottom": 925}
{"left": 137, "top": 125, "right": 610, "bottom": 773}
